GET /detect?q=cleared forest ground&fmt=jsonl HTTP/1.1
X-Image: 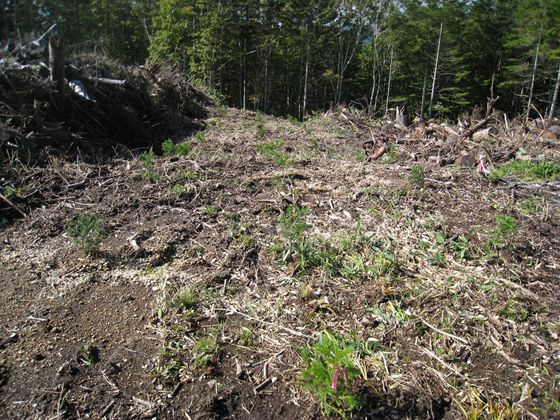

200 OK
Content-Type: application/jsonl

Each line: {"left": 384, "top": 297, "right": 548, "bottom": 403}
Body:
{"left": 1, "top": 107, "right": 560, "bottom": 419}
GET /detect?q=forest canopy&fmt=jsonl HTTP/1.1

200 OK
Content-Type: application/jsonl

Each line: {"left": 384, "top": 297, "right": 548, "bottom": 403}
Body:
{"left": 1, "top": 0, "right": 559, "bottom": 119}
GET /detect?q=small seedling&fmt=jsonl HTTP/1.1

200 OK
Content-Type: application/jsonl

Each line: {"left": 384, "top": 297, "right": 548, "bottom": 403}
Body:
{"left": 486, "top": 214, "right": 518, "bottom": 258}
{"left": 205, "top": 206, "right": 218, "bottom": 216}
{"left": 139, "top": 148, "right": 159, "bottom": 182}
{"left": 382, "top": 144, "right": 398, "bottom": 164}
{"left": 77, "top": 344, "right": 99, "bottom": 366}
{"left": 299, "top": 332, "right": 364, "bottom": 418}
{"left": 193, "top": 336, "right": 220, "bottom": 366}
{"left": 255, "top": 139, "right": 293, "bottom": 167}
{"left": 161, "top": 139, "right": 190, "bottom": 157}
{"left": 410, "top": 164, "right": 425, "bottom": 187}
{"left": 170, "top": 288, "right": 198, "bottom": 311}
{"left": 65, "top": 214, "right": 105, "bottom": 254}
{"left": 2, "top": 185, "right": 19, "bottom": 199}
{"left": 256, "top": 111, "right": 266, "bottom": 138}
{"left": 237, "top": 327, "right": 255, "bottom": 346}
{"left": 195, "top": 132, "right": 205, "bottom": 143}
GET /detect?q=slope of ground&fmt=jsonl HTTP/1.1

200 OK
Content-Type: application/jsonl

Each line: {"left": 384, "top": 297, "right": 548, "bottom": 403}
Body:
{"left": 0, "top": 107, "right": 559, "bottom": 419}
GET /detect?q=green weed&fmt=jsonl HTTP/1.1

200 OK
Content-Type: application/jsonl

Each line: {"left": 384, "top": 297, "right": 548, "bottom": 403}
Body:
{"left": 490, "top": 160, "right": 560, "bottom": 181}
{"left": 77, "top": 344, "right": 99, "bottom": 366}
{"left": 195, "top": 131, "right": 205, "bottom": 143}
{"left": 500, "top": 298, "right": 528, "bottom": 322}
{"left": 486, "top": 214, "right": 518, "bottom": 258}
{"left": 154, "top": 342, "right": 187, "bottom": 384}
{"left": 517, "top": 197, "right": 545, "bottom": 216}
{"left": 65, "top": 214, "right": 105, "bottom": 254}
{"left": 353, "top": 148, "right": 366, "bottom": 162}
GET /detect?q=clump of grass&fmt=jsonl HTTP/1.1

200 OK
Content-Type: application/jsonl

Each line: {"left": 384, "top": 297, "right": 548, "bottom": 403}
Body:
{"left": 353, "top": 148, "right": 366, "bottom": 162}
{"left": 194, "top": 131, "right": 205, "bottom": 143}
{"left": 299, "top": 332, "right": 366, "bottom": 418}
{"left": 410, "top": 164, "right": 425, "bottom": 187}
{"left": 500, "top": 296, "right": 529, "bottom": 321}
{"left": 193, "top": 336, "right": 220, "bottom": 366}
{"left": 489, "top": 160, "right": 560, "bottom": 181}
{"left": 65, "top": 214, "right": 105, "bottom": 254}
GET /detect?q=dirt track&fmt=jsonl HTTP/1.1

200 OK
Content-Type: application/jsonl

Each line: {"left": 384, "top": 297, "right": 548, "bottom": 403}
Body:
{"left": 1, "top": 108, "right": 559, "bottom": 418}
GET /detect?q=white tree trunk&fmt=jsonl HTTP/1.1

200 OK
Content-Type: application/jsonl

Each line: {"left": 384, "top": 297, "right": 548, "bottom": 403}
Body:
{"left": 428, "top": 22, "right": 443, "bottom": 119}
{"left": 548, "top": 61, "right": 560, "bottom": 119}
{"left": 384, "top": 45, "right": 394, "bottom": 117}
{"left": 526, "top": 35, "right": 541, "bottom": 122}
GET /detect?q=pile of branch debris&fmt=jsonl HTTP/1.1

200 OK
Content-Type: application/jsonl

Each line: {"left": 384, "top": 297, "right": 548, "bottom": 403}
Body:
{"left": 356, "top": 101, "right": 560, "bottom": 168}
{"left": 0, "top": 26, "right": 208, "bottom": 164}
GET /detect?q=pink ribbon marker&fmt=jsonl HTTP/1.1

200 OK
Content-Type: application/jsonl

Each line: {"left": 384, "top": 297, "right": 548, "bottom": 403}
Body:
{"left": 331, "top": 366, "right": 348, "bottom": 390}
{"left": 477, "top": 158, "right": 486, "bottom": 175}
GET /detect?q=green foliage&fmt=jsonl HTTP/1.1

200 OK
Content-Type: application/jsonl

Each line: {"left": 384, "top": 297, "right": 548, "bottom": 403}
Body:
{"left": 256, "top": 112, "right": 266, "bottom": 138}
{"left": 517, "top": 197, "right": 546, "bottom": 216}
{"left": 280, "top": 205, "right": 310, "bottom": 241}
{"left": 486, "top": 214, "right": 518, "bottom": 258}
{"left": 161, "top": 139, "right": 191, "bottom": 157}
{"left": 255, "top": 139, "right": 293, "bottom": 167}
{"left": 382, "top": 144, "right": 398, "bottom": 164}
{"left": 237, "top": 327, "right": 255, "bottom": 347}
{"left": 489, "top": 161, "right": 560, "bottom": 182}
{"left": 170, "top": 288, "right": 198, "bottom": 311}
{"left": 410, "top": 165, "right": 425, "bottom": 187}
{"left": 77, "top": 344, "right": 99, "bottom": 366}
{"left": 193, "top": 336, "right": 220, "bottom": 366}
{"left": 500, "top": 298, "right": 529, "bottom": 322}
{"left": 139, "top": 148, "right": 159, "bottom": 182}
{"left": 65, "top": 214, "right": 105, "bottom": 254}
{"left": 299, "top": 332, "right": 366, "bottom": 418}
{"left": 2, "top": 185, "right": 19, "bottom": 199}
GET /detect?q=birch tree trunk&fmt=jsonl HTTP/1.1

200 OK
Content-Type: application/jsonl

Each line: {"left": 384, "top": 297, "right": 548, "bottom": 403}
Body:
{"left": 368, "top": 8, "right": 381, "bottom": 113}
{"left": 420, "top": 64, "right": 428, "bottom": 118}
{"left": 302, "top": 34, "right": 310, "bottom": 120}
{"left": 428, "top": 22, "right": 443, "bottom": 119}
{"left": 526, "top": 34, "right": 541, "bottom": 122}
{"left": 548, "top": 61, "right": 560, "bottom": 119}
{"left": 384, "top": 45, "right": 394, "bottom": 117}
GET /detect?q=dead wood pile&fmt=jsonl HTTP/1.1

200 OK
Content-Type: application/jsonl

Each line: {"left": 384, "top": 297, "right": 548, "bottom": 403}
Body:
{"left": 1, "top": 37, "right": 208, "bottom": 163}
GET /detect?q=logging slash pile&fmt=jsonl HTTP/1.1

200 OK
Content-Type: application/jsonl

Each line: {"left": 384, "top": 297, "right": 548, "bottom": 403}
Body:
{"left": 0, "top": 37, "right": 208, "bottom": 164}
